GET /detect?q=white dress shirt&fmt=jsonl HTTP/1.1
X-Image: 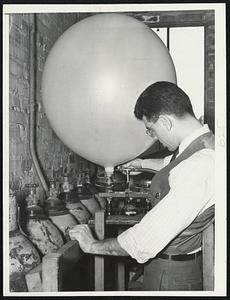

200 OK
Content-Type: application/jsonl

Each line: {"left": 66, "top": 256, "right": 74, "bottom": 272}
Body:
{"left": 117, "top": 125, "right": 214, "bottom": 264}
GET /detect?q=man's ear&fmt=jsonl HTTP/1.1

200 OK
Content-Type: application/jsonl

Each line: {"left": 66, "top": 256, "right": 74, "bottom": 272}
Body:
{"left": 158, "top": 115, "right": 172, "bottom": 131}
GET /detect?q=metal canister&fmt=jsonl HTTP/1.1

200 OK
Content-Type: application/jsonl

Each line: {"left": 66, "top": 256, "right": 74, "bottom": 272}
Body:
{"left": 9, "top": 230, "right": 41, "bottom": 275}
{"left": 77, "top": 185, "right": 100, "bottom": 216}
{"left": 45, "top": 193, "right": 78, "bottom": 241}
{"left": 80, "top": 195, "right": 100, "bottom": 216}
{"left": 94, "top": 193, "right": 107, "bottom": 210}
{"left": 9, "top": 190, "right": 18, "bottom": 232}
{"left": 25, "top": 217, "right": 64, "bottom": 255}
{"left": 9, "top": 190, "right": 41, "bottom": 291}
{"left": 24, "top": 184, "right": 64, "bottom": 255}
{"left": 65, "top": 191, "right": 91, "bottom": 224}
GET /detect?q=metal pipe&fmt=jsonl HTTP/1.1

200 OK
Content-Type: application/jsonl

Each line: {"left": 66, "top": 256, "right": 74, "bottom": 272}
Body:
{"left": 29, "top": 13, "right": 48, "bottom": 193}
{"left": 116, "top": 166, "right": 157, "bottom": 174}
{"left": 167, "top": 27, "right": 170, "bottom": 51}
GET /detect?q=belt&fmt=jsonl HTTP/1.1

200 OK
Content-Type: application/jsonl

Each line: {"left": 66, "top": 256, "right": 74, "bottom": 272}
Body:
{"left": 157, "top": 251, "right": 201, "bottom": 261}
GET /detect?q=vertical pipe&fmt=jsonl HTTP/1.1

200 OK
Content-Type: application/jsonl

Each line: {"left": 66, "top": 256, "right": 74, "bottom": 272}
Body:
{"left": 167, "top": 27, "right": 170, "bottom": 51}
{"left": 29, "top": 13, "right": 48, "bottom": 193}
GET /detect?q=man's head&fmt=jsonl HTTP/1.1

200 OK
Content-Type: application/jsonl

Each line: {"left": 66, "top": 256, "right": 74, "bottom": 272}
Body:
{"left": 134, "top": 81, "right": 198, "bottom": 151}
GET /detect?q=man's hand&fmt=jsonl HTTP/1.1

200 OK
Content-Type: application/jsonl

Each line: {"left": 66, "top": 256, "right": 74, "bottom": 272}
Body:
{"left": 121, "top": 157, "right": 164, "bottom": 172}
{"left": 121, "top": 158, "right": 143, "bottom": 169}
{"left": 69, "top": 224, "right": 96, "bottom": 253}
{"left": 69, "top": 225, "right": 129, "bottom": 256}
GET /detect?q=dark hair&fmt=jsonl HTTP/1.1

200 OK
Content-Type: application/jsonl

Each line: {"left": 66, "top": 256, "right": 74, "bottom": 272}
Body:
{"left": 134, "top": 81, "right": 195, "bottom": 121}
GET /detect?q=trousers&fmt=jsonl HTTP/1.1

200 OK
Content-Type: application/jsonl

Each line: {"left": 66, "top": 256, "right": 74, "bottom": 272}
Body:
{"left": 143, "top": 254, "right": 203, "bottom": 291}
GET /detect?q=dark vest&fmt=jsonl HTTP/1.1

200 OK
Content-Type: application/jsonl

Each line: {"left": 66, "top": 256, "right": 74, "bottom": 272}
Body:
{"left": 148, "top": 131, "right": 215, "bottom": 255}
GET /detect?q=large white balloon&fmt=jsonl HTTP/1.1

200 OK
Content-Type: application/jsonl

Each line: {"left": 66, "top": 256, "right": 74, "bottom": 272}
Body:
{"left": 42, "top": 13, "right": 176, "bottom": 174}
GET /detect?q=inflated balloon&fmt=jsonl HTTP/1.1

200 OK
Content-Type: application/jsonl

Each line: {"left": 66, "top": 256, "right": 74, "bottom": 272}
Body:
{"left": 42, "top": 13, "right": 176, "bottom": 174}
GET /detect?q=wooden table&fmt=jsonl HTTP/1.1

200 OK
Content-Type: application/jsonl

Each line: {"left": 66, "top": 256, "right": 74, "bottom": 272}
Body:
{"left": 88, "top": 213, "right": 144, "bottom": 227}
{"left": 88, "top": 211, "right": 144, "bottom": 291}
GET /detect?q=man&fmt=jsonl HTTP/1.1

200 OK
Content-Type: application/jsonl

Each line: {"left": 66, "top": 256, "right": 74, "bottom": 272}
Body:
{"left": 69, "top": 81, "right": 214, "bottom": 291}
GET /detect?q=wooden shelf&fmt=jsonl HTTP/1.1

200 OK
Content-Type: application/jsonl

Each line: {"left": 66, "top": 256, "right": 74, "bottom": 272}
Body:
{"left": 88, "top": 213, "right": 144, "bottom": 226}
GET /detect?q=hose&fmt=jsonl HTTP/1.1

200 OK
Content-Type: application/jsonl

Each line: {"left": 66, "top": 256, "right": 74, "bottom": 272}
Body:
{"left": 29, "top": 13, "right": 48, "bottom": 193}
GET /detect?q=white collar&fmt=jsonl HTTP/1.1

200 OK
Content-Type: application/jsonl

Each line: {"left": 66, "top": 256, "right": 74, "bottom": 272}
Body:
{"left": 178, "top": 124, "right": 210, "bottom": 155}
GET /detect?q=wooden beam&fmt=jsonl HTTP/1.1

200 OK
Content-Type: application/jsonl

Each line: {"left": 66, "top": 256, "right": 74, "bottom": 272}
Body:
{"left": 42, "top": 252, "right": 63, "bottom": 292}
{"left": 88, "top": 214, "right": 143, "bottom": 226}
{"left": 94, "top": 210, "right": 105, "bottom": 291}
{"left": 56, "top": 240, "right": 82, "bottom": 273}
{"left": 202, "top": 222, "right": 214, "bottom": 290}
{"left": 25, "top": 263, "right": 42, "bottom": 292}
{"left": 204, "top": 23, "right": 215, "bottom": 133}
{"left": 26, "top": 240, "right": 83, "bottom": 292}
{"left": 126, "top": 10, "right": 214, "bottom": 27}
{"left": 117, "top": 228, "right": 125, "bottom": 291}
{"left": 98, "top": 191, "right": 148, "bottom": 198}
{"left": 42, "top": 240, "right": 82, "bottom": 292}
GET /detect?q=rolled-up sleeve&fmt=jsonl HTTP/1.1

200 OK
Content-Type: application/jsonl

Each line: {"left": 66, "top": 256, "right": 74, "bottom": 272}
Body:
{"left": 117, "top": 149, "right": 214, "bottom": 263}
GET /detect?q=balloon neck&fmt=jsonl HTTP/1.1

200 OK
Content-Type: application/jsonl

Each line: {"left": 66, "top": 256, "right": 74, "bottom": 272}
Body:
{"left": 105, "top": 167, "right": 114, "bottom": 177}
{"left": 104, "top": 167, "right": 114, "bottom": 191}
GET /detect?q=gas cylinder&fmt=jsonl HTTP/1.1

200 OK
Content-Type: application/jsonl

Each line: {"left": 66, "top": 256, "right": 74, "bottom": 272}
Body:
{"left": 9, "top": 190, "right": 41, "bottom": 291}
{"left": 77, "top": 184, "right": 100, "bottom": 216}
{"left": 24, "top": 184, "right": 64, "bottom": 255}
{"left": 45, "top": 179, "right": 78, "bottom": 241}
{"left": 64, "top": 188, "right": 91, "bottom": 224}
{"left": 94, "top": 193, "right": 107, "bottom": 210}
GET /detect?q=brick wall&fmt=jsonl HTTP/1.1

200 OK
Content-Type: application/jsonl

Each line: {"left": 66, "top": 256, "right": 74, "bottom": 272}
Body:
{"left": 9, "top": 13, "right": 96, "bottom": 195}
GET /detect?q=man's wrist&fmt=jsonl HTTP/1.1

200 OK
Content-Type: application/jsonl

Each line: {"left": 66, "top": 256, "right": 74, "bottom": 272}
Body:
{"left": 89, "top": 241, "right": 98, "bottom": 254}
{"left": 87, "top": 238, "right": 129, "bottom": 256}
{"left": 140, "top": 159, "right": 144, "bottom": 168}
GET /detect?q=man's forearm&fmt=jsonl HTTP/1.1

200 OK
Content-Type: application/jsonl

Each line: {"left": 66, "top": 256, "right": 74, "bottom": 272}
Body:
{"left": 89, "top": 238, "right": 129, "bottom": 256}
{"left": 142, "top": 158, "right": 164, "bottom": 171}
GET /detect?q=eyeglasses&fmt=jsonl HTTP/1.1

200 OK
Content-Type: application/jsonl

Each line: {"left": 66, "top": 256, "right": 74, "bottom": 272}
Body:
{"left": 146, "top": 126, "right": 156, "bottom": 138}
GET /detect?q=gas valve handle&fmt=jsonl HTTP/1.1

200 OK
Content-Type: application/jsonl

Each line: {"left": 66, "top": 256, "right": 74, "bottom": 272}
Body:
{"left": 25, "top": 183, "right": 39, "bottom": 206}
